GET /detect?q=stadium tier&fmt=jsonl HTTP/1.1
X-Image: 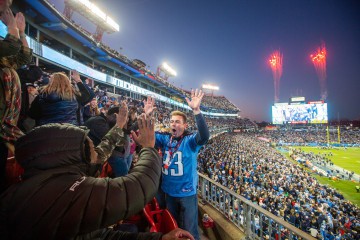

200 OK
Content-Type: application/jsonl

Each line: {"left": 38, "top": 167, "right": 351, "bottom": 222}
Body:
{"left": 6, "top": 0, "right": 239, "bottom": 117}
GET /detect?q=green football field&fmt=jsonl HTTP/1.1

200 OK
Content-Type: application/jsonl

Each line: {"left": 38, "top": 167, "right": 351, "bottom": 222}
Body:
{"left": 313, "top": 175, "right": 360, "bottom": 206}
{"left": 284, "top": 147, "right": 360, "bottom": 206}
{"left": 292, "top": 146, "right": 360, "bottom": 175}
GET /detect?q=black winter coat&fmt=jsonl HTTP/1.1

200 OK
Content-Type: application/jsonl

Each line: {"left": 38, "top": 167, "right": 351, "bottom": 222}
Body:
{"left": 0, "top": 124, "right": 163, "bottom": 240}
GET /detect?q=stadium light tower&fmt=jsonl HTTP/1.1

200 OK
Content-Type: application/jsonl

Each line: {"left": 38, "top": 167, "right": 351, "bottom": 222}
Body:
{"left": 63, "top": 0, "right": 119, "bottom": 42}
{"left": 202, "top": 84, "right": 219, "bottom": 98}
{"left": 156, "top": 62, "right": 177, "bottom": 81}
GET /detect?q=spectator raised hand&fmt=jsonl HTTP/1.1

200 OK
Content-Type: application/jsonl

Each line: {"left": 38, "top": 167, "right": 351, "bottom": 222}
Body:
{"left": 114, "top": 101, "right": 128, "bottom": 129}
{"left": 71, "top": 70, "right": 82, "bottom": 83}
{"left": 15, "top": 12, "right": 25, "bottom": 33}
{"left": 185, "top": 89, "right": 204, "bottom": 114}
{"left": 143, "top": 95, "right": 156, "bottom": 116}
{"left": 1, "top": 8, "right": 18, "bottom": 38}
{"left": 131, "top": 113, "right": 155, "bottom": 148}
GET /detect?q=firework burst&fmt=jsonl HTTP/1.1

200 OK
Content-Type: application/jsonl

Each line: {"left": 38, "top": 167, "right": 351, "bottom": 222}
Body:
{"left": 269, "top": 50, "right": 283, "bottom": 103}
{"left": 310, "top": 43, "right": 327, "bottom": 100}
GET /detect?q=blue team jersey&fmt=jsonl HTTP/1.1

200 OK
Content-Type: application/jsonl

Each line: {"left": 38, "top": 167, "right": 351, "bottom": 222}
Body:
{"left": 155, "top": 132, "right": 203, "bottom": 197}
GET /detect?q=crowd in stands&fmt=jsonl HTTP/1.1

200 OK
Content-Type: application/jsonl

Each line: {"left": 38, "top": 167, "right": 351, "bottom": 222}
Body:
{"left": 260, "top": 130, "right": 360, "bottom": 145}
{"left": 201, "top": 95, "right": 239, "bottom": 113}
{"left": 198, "top": 133, "right": 360, "bottom": 239}
{"left": 3, "top": 61, "right": 360, "bottom": 239}
{"left": 205, "top": 117, "right": 257, "bottom": 130}
{"left": 88, "top": 86, "right": 248, "bottom": 134}
{"left": 8, "top": 61, "right": 360, "bottom": 239}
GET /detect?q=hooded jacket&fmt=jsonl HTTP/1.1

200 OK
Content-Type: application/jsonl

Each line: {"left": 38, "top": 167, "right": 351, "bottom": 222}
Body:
{"left": 0, "top": 124, "right": 163, "bottom": 240}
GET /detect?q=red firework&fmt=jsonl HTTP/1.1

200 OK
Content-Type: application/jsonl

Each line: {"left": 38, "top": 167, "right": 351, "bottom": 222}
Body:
{"left": 310, "top": 43, "right": 327, "bottom": 100}
{"left": 269, "top": 50, "right": 283, "bottom": 102}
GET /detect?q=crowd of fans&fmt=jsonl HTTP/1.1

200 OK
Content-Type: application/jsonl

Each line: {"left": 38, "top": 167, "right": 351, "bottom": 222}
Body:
{"left": 201, "top": 95, "right": 239, "bottom": 113}
{"left": 3, "top": 62, "right": 360, "bottom": 239}
{"left": 259, "top": 130, "right": 360, "bottom": 145}
{"left": 84, "top": 85, "right": 248, "bottom": 134}
{"left": 198, "top": 133, "right": 360, "bottom": 239}
{"left": 7, "top": 62, "right": 360, "bottom": 239}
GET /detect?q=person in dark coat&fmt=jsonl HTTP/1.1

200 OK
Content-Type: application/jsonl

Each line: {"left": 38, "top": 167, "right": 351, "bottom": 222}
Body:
{"left": 0, "top": 0, "right": 32, "bottom": 191}
{"left": 28, "top": 70, "right": 91, "bottom": 126}
{"left": 85, "top": 106, "right": 136, "bottom": 177}
{"left": 84, "top": 107, "right": 113, "bottom": 147}
{"left": 0, "top": 102, "right": 193, "bottom": 240}
{"left": 77, "top": 82, "right": 95, "bottom": 125}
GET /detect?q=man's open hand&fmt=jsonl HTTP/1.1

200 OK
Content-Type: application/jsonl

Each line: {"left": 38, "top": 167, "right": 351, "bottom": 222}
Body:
{"left": 131, "top": 113, "right": 155, "bottom": 148}
{"left": 143, "top": 95, "right": 156, "bottom": 116}
{"left": 185, "top": 89, "right": 204, "bottom": 114}
{"left": 115, "top": 101, "right": 128, "bottom": 129}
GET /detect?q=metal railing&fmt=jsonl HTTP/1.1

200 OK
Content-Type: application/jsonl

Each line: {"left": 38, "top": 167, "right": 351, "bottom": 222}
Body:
{"left": 198, "top": 173, "right": 316, "bottom": 240}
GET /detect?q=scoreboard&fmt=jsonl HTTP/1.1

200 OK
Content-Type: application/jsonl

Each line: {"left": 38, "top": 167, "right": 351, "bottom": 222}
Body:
{"left": 272, "top": 102, "right": 328, "bottom": 124}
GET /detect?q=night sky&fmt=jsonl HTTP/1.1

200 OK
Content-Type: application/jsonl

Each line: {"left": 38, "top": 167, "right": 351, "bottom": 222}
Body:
{"left": 51, "top": 0, "right": 360, "bottom": 122}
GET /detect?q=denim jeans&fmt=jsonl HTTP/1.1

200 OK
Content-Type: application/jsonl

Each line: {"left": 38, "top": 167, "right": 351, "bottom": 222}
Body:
{"left": 165, "top": 193, "right": 199, "bottom": 240}
{"left": 108, "top": 155, "right": 129, "bottom": 177}
{"left": 156, "top": 186, "right": 166, "bottom": 209}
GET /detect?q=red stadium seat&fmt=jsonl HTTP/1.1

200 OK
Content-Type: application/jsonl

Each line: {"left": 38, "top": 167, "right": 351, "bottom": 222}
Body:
{"left": 143, "top": 198, "right": 178, "bottom": 233}
{"left": 159, "top": 209, "right": 178, "bottom": 233}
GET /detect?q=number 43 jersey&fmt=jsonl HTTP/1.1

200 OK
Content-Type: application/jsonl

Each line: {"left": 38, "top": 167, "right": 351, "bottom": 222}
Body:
{"left": 155, "top": 132, "right": 204, "bottom": 197}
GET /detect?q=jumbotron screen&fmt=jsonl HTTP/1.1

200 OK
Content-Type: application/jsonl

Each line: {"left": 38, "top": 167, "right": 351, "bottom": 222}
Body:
{"left": 272, "top": 103, "right": 328, "bottom": 124}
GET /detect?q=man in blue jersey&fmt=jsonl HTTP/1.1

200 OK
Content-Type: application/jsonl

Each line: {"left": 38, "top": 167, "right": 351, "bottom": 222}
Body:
{"left": 143, "top": 89, "right": 210, "bottom": 240}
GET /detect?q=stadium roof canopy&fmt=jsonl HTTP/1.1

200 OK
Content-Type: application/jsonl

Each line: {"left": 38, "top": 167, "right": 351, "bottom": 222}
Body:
{"left": 22, "top": 0, "right": 186, "bottom": 99}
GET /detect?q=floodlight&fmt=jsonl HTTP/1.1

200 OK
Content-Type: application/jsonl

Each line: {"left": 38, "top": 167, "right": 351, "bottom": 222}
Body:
{"left": 90, "top": 5, "right": 106, "bottom": 20}
{"left": 161, "top": 62, "right": 177, "bottom": 77}
{"left": 106, "top": 16, "right": 120, "bottom": 31}
{"left": 202, "top": 84, "right": 219, "bottom": 91}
